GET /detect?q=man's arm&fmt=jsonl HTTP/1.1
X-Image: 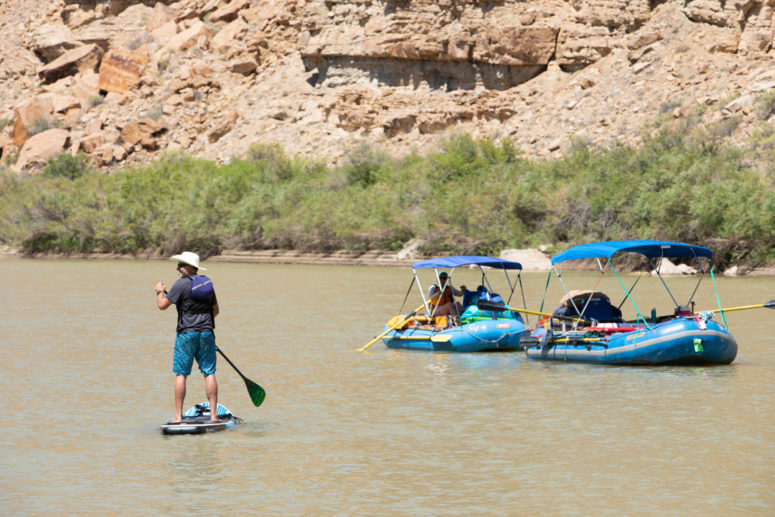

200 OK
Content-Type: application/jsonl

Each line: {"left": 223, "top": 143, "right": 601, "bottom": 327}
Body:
{"left": 451, "top": 285, "right": 466, "bottom": 297}
{"left": 157, "top": 295, "right": 173, "bottom": 310}
{"left": 155, "top": 281, "right": 173, "bottom": 310}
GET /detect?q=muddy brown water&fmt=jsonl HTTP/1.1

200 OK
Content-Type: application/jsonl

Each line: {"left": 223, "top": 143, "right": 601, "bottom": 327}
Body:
{"left": 2, "top": 259, "right": 774, "bottom": 515}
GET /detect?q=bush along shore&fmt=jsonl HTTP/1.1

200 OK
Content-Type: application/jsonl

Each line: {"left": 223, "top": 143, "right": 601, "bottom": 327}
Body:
{"left": 1, "top": 129, "right": 773, "bottom": 271}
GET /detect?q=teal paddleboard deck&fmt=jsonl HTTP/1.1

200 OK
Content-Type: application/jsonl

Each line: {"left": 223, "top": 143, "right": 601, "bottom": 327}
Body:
{"left": 160, "top": 402, "right": 240, "bottom": 435}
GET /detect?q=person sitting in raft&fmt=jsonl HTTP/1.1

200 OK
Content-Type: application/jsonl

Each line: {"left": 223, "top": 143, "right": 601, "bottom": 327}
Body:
{"left": 428, "top": 272, "right": 468, "bottom": 319}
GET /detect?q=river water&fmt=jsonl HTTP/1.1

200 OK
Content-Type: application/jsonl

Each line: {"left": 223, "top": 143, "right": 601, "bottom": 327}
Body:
{"left": 1, "top": 258, "right": 774, "bottom": 515}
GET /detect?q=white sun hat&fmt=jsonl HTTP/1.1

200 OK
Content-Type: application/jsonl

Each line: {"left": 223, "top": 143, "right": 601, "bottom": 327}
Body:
{"left": 170, "top": 251, "right": 207, "bottom": 271}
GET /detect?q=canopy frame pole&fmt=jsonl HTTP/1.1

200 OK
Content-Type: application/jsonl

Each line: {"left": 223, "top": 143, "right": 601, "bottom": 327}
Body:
{"left": 618, "top": 273, "right": 642, "bottom": 309}
{"left": 538, "top": 269, "right": 553, "bottom": 315}
{"left": 710, "top": 265, "right": 728, "bottom": 327}
{"left": 517, "top": 273, "right": 529, "bottom": 326}
{"left": 498, "top": 265, "right": 528, "bottom": 326}
{"left": 649, "top": 255, "right": 680, "bottom": 309}
{"left": 553, "top": 265, "right": 585, "bottom": 329}
{"left": 611, "top": 259, "right": 652, "bottom": 330}
{"left": 428, "top": 267, "right": 458, "bottom": 315}
{"left": 564, "top": 259, "right": 607, "bottom": 321}
{"left": 502, "top": 266, "right": 515, "bottom": 304}
{"left": 498, "top": 266, "right": 517, "bottom": 302}
{"left": 413, "top": 268, "right": 432, "bottom": 314}
{"left": 480, "top": 265, "right": 496, "bottom": 295}
{"left": 684, "top": 254, "right": 705, "bottom": 308}
{"left": 398, "top": 275, "right": 416, "bottom": 314}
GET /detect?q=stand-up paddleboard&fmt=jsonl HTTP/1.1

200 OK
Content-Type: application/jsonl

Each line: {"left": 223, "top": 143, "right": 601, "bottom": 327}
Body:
{"left": 160, "top": 402, "right": 241, "bottom": 435}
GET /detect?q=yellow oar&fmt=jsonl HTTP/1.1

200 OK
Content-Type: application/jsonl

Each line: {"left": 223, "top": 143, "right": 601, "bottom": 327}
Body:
{"left": 708, "top": 299, "right": 775, "bottom": 313}
{"left": 552, "top": 337, "right": 603, "bottom": 343}
{"left": 359, "top": 302, "right": 428, "bottom": 352}
{"left": 477, "top": 299, "right": 592, "bottom": 325}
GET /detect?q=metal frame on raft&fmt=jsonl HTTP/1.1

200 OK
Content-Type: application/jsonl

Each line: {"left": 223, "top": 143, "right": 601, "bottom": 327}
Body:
{"left": 538, "top": 240, "right": 728, "bottom": 330}
{"left": 357, "top": 255, "right": 531, "bottom": 353}
{"left": 521, "top": 240, "right": 741, "bottom": 366}
{"left": 408, "top": 255, "right": 530, "bottom": 324}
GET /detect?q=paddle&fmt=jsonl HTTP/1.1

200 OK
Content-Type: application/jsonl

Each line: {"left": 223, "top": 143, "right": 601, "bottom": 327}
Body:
{"left": 359, "top": 302, "right": 428, "bottom": 351}
{"left": 708, "top": 299, "right": 775, "bottom": 314}
{"left": 652, "top": 299, "right": 775, "bottom": 321}
{"left": 476, "top": 299, "right": 592, "bottom": 325}
{"left": 216, "top": 347, "right": 266, "bottom": 408}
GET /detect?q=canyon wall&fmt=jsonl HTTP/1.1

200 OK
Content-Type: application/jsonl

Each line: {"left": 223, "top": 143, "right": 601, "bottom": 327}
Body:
{"left": 1, "top": 0, "right": 775, "bottom": 172}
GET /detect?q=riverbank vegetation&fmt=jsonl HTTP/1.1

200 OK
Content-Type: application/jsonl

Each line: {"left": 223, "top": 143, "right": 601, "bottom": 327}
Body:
{"left": 1, "top": 126, "right": 773, "bottom": 269}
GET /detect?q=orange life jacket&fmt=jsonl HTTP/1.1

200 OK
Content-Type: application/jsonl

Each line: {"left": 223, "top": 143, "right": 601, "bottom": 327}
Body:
{"left": 432, "top": 285, "right": 454, "bottom": 306}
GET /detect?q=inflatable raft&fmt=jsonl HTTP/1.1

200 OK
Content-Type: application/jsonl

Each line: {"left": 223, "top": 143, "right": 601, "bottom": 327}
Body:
{"left": 375, "top": 256, "right": 531, "bottom": 352}
{"left": 524, "top": 314, "right": 738, "bottom": 365}
{"left": 523, "top": 240, "right": 739, "bottom": 366}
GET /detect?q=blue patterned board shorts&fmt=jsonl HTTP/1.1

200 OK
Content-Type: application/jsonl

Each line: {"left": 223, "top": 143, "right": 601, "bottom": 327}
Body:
{"left": 173, "top": 331, "right": 216, "bottom": 376}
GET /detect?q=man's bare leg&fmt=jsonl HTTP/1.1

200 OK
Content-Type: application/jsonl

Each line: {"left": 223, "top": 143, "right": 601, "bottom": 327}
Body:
{"left": 174, "top": 375, "right": 187, "bottom": 422}
{"left": 205, "top": 374, "right": 220, "bottom": 422}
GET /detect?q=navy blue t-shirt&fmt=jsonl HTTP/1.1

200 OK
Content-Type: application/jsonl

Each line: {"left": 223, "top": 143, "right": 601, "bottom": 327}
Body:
{"left": 166, "top": 277, "right": 218, "bottom": 333}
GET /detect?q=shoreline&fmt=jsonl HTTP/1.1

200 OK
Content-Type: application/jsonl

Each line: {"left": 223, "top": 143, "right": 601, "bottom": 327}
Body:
{"left": 0, "top": 247, "right": 415, "bottom": 267}
{"left": 2, "top": 246, "right": 774, "bottom": 275}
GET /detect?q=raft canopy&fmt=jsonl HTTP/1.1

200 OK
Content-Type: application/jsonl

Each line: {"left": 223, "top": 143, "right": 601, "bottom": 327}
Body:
{"left": 551, "top": 240, "right": 713, "bottom": 265}
{"left": 413, "top": 255, "right": 522, "bottom": 270}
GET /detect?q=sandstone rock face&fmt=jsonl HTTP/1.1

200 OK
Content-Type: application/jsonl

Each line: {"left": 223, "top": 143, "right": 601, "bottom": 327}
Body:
{"left": 500, "top": 248, "right": 552, "bottom": 272}
{"left": 13, "top": 128, "right": 70, "bottom": 173}
{"left": 14, "top": 96, "right": 55, "bottom": 144}
{"left": 38, "top": 44, "right": 102, "bottom": 83}
{"left": 0, "top": 0, "right": 775, "bottom": 173}
{"left": 162, "top": 20, "right": 213, "bottom": 53}
{"left": 120, "top": 117, "right": 166, "bottom": 149}
{"left": 32, "top": 23, "right": 77, "bottom": 61}
{"left": 98, "top": 48, "right": 149, "bottom": 93}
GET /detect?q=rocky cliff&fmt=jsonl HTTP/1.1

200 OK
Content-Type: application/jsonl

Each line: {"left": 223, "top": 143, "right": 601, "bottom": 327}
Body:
{"left": 2, "top": 0, "right": 775, "bottom": 173}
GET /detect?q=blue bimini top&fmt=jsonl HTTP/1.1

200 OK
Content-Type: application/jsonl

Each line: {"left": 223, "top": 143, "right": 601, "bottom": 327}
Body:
{"left": 551, "top": 240, "right": 713, "bottom": 264}
{"left": 413, "top": 255, "right": 522, "bottom": 270}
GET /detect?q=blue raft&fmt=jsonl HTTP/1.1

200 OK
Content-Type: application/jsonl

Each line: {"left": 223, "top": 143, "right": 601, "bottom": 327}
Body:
{"left": 379, "top": 256, "right": 530, "bottom": 352}
{"left": 523, "top": 240, "right": 739, "bottom": 366}
{"left": 525, "top": 315, "right": 738, "bottom": 365}
{"left": 382, "top": 313, "right": 529, "bottom": 352}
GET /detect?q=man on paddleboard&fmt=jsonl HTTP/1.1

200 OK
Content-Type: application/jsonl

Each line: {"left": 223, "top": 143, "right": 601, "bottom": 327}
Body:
{"left": 155, "top": 251, "right": 221, "bottom": 423}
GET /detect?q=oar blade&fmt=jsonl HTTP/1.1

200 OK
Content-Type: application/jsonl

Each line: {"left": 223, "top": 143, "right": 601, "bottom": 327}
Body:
{"left": 765, "top": 299, "right": 775, "bottom": 309}
{"left": 245, "top": 378, "right": 266, "bottom": 407}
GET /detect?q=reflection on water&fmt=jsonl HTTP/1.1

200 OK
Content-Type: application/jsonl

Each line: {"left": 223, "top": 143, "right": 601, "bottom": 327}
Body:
{"left": 1, "top": 259, "right": 774, "bottom": 515}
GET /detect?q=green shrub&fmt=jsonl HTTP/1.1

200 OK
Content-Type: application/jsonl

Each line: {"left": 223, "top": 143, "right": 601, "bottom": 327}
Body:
{"left": 44, "top": 152, "right": 93, "bottom": 180}
{"left": 341, "top": 143, "right": 390, "bottom": 186}
{"left": 87, "top": 95, "right": 105, "bottom": 109}
{"left": 0, "top": 128, "right": 772, "bottom": 266}
{"left": 29, "top": 117, "right": 52, "bottom": 135}
{"left": 756, "top": 90, "right": 775, "bottom": 121}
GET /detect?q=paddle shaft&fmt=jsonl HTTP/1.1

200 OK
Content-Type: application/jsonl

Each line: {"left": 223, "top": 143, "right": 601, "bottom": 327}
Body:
{"left": 477, "top": 299, "right": 592, "bottom": 325}
{"left": 359, "top": 302, "right": 428, "bottom": 351}
{"left": 216, "top": 347, "right": 248, "bottom": 381}
{"left": 653, "top": 299, "right": 775, "bottom": 320}
{"left": 552, "top": 337, "right": 603, "bottom": 343}
{"left": 216, "top": 347, "right": 266, "bottom": 407}
{"left": 708, "top": 299, "right": 775, "bottom": 313}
